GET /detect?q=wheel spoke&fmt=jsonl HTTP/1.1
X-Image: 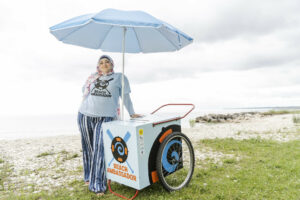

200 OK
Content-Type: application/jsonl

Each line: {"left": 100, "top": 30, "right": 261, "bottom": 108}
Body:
{"left": 157, "top": 133, "right": 195, "bottom": 191}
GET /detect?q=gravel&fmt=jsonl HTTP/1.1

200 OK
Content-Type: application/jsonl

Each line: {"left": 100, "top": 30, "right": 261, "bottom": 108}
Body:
{"left": 0, "top": 114, "right": 298, "bottom": 195}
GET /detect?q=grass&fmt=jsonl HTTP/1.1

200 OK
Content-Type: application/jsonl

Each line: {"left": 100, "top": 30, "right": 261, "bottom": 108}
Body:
{"left": 20, "top": 169, "right": 32, "bottom": 176}
{"left": 189, "top": 119, "right": 196, "bottom": 128}
{"left": 2, "top": 138, "right": 300, "bottom": 199}
{"left": 36, "top": 150, "right": 79, "bottom": 166}
{"left": 196, "top": 138, "right": 300, "bottom": 199}
{"left": 60, "top": 150, "right": 79, "bottom": 162}
{"left": 293, "top": 115, "right": 300, "bottom": 124}
{"left": 36, "top": 151, "right": 55, "bottom": 158}
{"left": 262, "top": 109, "right": 300, "bottom": 116}
{"left": 0, "top": 159, "right": 13, "bottom": 192}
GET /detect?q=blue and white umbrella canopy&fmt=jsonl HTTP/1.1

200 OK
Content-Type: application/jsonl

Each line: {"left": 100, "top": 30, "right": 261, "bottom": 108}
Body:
{"left": 50, "top": 8, "right": 193, "bottom": 120}
{"left": 49, "top": 8, "right": 193, "bottom": 53}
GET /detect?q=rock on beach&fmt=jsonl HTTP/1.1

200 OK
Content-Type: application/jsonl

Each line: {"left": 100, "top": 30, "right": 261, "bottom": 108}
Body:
{"left": 195, "top": 112, "right": 263, "bottom": 123}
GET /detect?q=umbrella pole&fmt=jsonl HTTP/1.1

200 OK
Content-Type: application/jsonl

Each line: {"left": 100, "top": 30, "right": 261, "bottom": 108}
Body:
{"left": 121, "top": 27, "right": 127, "bottom": 121}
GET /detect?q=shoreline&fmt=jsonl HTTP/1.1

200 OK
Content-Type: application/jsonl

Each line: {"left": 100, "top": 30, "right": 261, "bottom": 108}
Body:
{"left": 1, "top": 109, "right": 299, "bottom": 141}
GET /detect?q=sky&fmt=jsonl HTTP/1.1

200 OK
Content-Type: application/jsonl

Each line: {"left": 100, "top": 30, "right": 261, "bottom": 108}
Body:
{"left": 0, "top": 0, "right": 299, "bottom": 116}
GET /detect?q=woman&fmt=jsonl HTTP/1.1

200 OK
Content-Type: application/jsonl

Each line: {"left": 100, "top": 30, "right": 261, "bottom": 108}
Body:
{"left": 77, "top": 55, "right": 141, "bottom": 196}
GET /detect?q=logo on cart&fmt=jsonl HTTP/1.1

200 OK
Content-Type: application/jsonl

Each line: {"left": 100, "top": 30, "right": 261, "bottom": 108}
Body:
{"left": 106, "top": 129, "right": 136, "bottom": 181}
{"left": 106, "top": 130, "right": 131, "bottom": 167}
{"left": 111, "top": 136, "right": 128, "bottom": 163}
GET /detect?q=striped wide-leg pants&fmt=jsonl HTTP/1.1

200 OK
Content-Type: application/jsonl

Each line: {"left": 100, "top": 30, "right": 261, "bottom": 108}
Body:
{"left": 77, "top": 112, "right": 114, "bottom": 193}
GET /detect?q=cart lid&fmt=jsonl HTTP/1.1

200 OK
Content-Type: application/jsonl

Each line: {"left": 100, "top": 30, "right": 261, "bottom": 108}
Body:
{"left": 104, "top": 113, "right": 181, "bottom": 127}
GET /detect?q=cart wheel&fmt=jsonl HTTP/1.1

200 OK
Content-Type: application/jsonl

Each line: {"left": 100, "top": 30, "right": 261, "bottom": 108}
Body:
{"left": 156, "top": 132, "right": 195, "bottom": 191}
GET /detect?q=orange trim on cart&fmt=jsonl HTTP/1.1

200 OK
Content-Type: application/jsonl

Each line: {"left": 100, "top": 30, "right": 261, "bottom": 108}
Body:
{"left": 151, "top": 171, "right": 159, "bottom": 183}
{"left": 111, "top": 145, "right": 114, "bottom": 152}
{"left": 116, "top": 137, "right": 121, "bottom": 142}
{"left": 118, "top": 157, "right": 123, "bottom": 162}
{"left": 159, "top": 129, "right": 172, "bottom": 143}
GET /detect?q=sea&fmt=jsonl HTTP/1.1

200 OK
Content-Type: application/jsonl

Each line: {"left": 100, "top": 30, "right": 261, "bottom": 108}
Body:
{"left": 0, "top": 107, "right": 299, "bottom": 140}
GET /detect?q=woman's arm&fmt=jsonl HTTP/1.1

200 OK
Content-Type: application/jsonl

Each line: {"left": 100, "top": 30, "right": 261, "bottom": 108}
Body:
{"left": 122, "top": 93, "right": 135, "bottom": 116}
{"left": 123, "top": 94, "right": 143, "bottom": 118}
{"left": 121, "top": 75, "right": 143, "bottom": 118}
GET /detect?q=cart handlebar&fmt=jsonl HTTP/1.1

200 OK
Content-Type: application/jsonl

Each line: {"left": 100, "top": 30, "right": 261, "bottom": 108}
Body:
{"left": 151, "top": 104, "right": 195, "bottom": 126}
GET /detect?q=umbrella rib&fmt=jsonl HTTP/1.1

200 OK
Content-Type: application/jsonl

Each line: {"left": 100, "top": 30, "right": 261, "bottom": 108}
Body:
{"left": 132, "top": 27, "right": 142, "bottom": 52}
{"left": 97, "top": 25, "right": 114, "bottom": 49}
{"left": 155, "top": 27, "right": 180, "bottom": 51}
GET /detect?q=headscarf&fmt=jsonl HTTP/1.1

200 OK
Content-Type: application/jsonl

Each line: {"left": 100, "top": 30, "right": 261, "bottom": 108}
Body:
{"left": 96, "top": 55, "right": 114, "bottom": 75}
{"left": 82, "top": 55, "right": 115, "bottom": 99}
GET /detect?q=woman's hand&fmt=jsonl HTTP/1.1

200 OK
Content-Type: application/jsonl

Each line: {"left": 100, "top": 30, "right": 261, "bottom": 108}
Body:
{"left": 130, "top": 114, "right": 143, "bottom": 118}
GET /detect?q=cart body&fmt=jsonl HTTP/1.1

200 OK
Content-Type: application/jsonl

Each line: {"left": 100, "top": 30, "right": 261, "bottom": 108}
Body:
{"left": 103, "top": 114, "right": 181, "bottom": 190}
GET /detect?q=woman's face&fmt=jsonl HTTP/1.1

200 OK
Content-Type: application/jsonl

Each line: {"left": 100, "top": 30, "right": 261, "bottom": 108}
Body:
{"left": 98, "top": 58, "right": 112, "bottom": 74}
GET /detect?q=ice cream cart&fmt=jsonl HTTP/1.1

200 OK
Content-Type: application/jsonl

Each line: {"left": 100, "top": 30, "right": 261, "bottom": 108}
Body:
{"left": 49, "top": 8, "right": 195, "bottom": 200}
{"left": 103, "top": 104, "right": 195, "bottom": 199}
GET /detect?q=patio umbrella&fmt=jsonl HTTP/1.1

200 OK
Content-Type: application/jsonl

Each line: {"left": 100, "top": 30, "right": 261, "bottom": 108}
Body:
{"left": 49, "top": 8, "right": 193, "bottom": 120}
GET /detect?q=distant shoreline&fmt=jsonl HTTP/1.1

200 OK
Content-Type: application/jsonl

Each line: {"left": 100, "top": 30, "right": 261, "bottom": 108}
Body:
{"left": 225, "top": 106, "right": 300, "bottom": 110}
{"left": 0, "top": 108, "right": 299, "bottom": 140}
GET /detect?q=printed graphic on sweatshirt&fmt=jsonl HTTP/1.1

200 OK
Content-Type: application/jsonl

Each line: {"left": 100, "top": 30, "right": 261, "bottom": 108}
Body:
{"left": 91, "top": 78, "right": 114, "bottom": 97}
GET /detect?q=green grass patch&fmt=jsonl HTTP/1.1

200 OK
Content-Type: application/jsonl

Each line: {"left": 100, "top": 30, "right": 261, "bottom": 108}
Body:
{"left": 189, "top": 119, "right": 196, "bottom": 128}
{"left": 61, "top": 151, "right": 79, "bottom": 162}
{"left": 3, "top": 139, "right": 300, "bottom": 200}
{"left": 196, "top": 138, "right": 300, "bottom": 199}
{"left": 223, "top": 158, "right": 237, "bottom": 164}
{"left": 262, "top": 109, "right": 300, "bottom": 116}
{"left": 293, "top": 115, "right": 300, "bottom": 124}
{"left": 69, "top": 153, "right": 79, "bottom": 160}
{"left": 20, "top": 169, "right": 32, "bottom": 176}
{"left": 36, "top": 151, "right": 55, "bottom": 158}
{"left": 47, "top": 151, "right": 80, "bottom": 166}
{"left": 60, "top": 150, "right": 69, "bottom": 154}
{"left": 0, "top": 158, "right": 13, "bottom": 192}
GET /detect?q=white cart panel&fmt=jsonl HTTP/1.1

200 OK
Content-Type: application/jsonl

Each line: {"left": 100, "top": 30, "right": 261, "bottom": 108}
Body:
{"left": 103, "top": 114, "right": 181, "bottom": 190}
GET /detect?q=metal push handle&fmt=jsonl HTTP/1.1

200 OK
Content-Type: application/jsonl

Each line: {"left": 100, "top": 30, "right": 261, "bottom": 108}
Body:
{"left": 151, "top": 103, "right": 195, "bottom": 126}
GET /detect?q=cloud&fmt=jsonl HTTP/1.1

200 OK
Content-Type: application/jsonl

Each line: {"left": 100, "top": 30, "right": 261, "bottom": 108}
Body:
{"left": 131, "top": 68, "right": 300, "bottom": 113}
{"left": 185, "top": 0, "right": 300, "bottom": 43}
{"left": 0, "top": 0, "right": 300, "bottom": 115}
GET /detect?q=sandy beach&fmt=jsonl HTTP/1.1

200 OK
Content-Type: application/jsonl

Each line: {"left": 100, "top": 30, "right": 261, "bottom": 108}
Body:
{"left": 0, "top": 114, "right": 299, "bottom": 195}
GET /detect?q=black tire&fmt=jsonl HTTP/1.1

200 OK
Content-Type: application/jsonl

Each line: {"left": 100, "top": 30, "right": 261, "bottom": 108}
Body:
{"left": 156, "top": 132, "right": 195, "bottom": 192}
